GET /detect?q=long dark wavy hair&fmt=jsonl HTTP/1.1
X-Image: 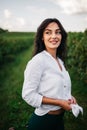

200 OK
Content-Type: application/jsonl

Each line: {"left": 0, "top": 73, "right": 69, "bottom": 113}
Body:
{"left": 33, "top": 18, "right": 67, "bottom": 62}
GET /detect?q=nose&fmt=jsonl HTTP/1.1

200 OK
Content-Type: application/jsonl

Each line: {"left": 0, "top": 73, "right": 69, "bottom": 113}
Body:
{"left": 51, "top": 33, "right": 56, "bottom": 38}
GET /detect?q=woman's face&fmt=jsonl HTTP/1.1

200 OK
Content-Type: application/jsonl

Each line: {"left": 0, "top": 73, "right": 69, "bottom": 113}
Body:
{"left": 43, "top": 22, "right": 62, "bottom": 51}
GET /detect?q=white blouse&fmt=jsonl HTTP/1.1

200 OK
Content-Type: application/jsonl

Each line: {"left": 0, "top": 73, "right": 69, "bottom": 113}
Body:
{"left": 22, "top": 50, "right": 72, "bottom": 116}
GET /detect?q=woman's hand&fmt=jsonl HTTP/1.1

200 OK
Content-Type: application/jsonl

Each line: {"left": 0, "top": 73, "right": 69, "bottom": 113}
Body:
{"left": 68, "top": 96, "right": 77, "bottom": 104}
{"left": 59, "top": 99, "right": 72, "bottom": 111}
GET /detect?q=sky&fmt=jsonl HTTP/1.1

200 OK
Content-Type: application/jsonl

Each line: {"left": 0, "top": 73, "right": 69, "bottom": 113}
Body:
{"left": 0, "top": 0, "right": 87, "bottom": 32}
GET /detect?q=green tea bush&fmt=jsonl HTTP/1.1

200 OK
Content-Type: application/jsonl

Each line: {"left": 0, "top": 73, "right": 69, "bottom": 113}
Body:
{"left": 0, "top": 32, "right": 35, "bottom": 65}
{"left": 67, "top": 30, "right": 87, "bottom": 84}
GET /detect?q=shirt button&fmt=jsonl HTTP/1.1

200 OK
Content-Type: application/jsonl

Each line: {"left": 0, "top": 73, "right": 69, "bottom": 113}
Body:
{"left": 64, "top": 86, "right": 66, "bottom": 88}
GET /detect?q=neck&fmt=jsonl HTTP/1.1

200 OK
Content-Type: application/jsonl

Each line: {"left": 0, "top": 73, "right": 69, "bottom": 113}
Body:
{"left": 46, "top": 48, "right": 57, "bottom": 59}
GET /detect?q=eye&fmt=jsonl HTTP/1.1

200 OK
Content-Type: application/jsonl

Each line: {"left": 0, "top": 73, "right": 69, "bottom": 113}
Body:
{"left": 45, "top": 31, "right": 51, "bottom": 35}
{"left": 56, "top": 31, "right": 62, "bottom": 35}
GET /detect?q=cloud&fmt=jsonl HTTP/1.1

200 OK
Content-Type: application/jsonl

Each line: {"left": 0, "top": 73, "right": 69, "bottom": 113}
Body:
{"left": 3, "top": 21, "right": 13, "bottom": 30}
{"left": 3, "top": 17, "right": 26, "bottom": 31}
{"left": 4, "top": 9, "right": 12, "bottom": 18}
{"left": 52, "top": 0, "right": 87, "bottom": 14}
{"left": 3, "top": 9, "right": 26, "bottom": 31}
{"left": 1, "top": 0, "right": 87, "bottom": 32}
{"left": 26, "top": 5, "right": 46, "bottom": 15}
{"left": 85, "top": 17, "right": 87, "bottom": 22}
{"left": 17, "top": 17, "right": 25, "bottom": 26}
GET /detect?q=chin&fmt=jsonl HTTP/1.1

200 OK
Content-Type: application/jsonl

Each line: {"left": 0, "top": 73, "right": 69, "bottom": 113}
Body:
{"left": 51, "top": 45, "right": 59, "bottom": 49}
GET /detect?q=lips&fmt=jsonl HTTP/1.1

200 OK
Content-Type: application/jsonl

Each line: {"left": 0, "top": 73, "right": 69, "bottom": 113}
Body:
{"left": 50, "top": 40, "right": 59, "bottom": 44}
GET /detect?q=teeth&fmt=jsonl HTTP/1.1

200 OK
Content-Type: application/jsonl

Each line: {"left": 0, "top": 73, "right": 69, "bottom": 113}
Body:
{"left": 51, "top": 41, "right": 57, "bottom": 42}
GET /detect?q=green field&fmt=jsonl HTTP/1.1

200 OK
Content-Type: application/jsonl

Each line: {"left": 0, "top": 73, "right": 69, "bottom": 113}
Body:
{"left": 0, "top": 31, "right": 87, "bottom": 130}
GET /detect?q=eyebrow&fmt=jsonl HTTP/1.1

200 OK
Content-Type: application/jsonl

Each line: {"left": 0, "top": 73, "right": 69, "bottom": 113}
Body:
{"left": 44, "top": 28, "right": 61, "bottom": 31}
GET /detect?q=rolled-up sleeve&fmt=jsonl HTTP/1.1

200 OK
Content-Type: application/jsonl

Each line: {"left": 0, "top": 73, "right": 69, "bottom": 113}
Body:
{"left": 22, "top": 54, "right": 44, "bottom": 108}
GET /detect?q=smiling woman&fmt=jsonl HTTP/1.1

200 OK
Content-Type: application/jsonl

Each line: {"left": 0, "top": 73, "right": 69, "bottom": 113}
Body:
{"left": 22, "top": 18, "right": 77, "bottom": 130}
{"left": 43, "top": 22, "right": 62, "bottom": 56}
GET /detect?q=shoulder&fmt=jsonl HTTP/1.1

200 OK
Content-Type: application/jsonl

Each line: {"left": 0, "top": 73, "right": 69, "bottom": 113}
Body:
{"left": 31, "top": 51, "right": 44, "bottom": 64}
{"left": 26, "top": 51, "right": 45, "bottom": 69}
{"left": 32, "top": 51, "right": 44, "bottom": 61}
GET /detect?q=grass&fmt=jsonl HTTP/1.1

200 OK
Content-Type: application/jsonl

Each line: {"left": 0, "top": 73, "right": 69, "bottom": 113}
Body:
{"left": 0, "top": 45, "right": 34, "bottom": 130}
{"left": 0, "top": 45, "right": 87, "bottom": 130}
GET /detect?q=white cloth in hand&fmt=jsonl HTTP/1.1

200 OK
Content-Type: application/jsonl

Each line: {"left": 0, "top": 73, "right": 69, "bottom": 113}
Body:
{"left": 70, "top": 104, "right": 83, "bottom": 117}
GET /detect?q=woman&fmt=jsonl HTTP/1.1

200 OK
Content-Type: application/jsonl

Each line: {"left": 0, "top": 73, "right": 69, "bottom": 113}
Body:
{"left": 22, "top": 18, "right": 76, "bottom": 130}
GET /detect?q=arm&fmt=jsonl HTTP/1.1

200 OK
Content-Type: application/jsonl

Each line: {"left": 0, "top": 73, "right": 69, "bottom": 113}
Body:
{"left": 42, "top": 96, "right": 72, "bottom": 111}
{"left": 22, "top": 55, "right": 44, "bottom": 108}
